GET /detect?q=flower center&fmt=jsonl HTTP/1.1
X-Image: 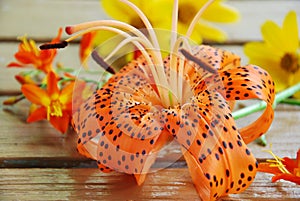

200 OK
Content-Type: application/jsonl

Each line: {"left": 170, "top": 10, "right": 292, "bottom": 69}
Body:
{"left": 280, "top": 53, "right": 300, "bottom": 73}
{"left": 130, "top": 16, "right": 147, "bottom": 30}
{"left": 178, "top": 3, "right": 197, "bottom": 24}
{"left": 47, "top": 99, "right": 63, "bottom": 120}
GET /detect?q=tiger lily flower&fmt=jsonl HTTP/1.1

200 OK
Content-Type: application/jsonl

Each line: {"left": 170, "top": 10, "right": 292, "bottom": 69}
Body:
{"left": 21, "top": 71, "right": 74, "bottom": 133}
{"left": 258, "top": 149, "right": 300, "bottom": 185}
{"left": 7, "top": 28, "right": 62, "bottom": 73}
{"left": 44, "top": 0, "right": 275, "bottom": 200}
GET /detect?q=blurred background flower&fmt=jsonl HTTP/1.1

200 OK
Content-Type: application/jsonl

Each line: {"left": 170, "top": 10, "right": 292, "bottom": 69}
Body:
{"left": 176, "top": 0, "right": 239, "bottom": 43}
{"left": 258, "top": 149, "right": 300, "bottom": 185}
{"left": 244, "top": 11, "right": 300, "bottom": 98}
{"left": 79, "top": 0, "right": 239, "bottom": 69}
{"left": 7, "top": 28, "right": 62, "bottom": 74}
{"left": 21, "top": 71, "right": 74, "bottom": 133}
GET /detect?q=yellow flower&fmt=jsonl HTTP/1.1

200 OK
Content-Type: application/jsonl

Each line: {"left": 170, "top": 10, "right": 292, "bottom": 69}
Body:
{"left": 80, "top": 0, "right": 173, "bottom": 68}
{"left": 83, "top": 0, "right": 239, "bottom": 68}
{"left": 101, "top": 0, "right": 172, "bottom": 30}
{"left": 177, "top": 0, "right": 239, "bottom": 43}
{"left": 244, "top": 11, "right": 300, "bottom": 98}
{"left": 101, "top": 0, "right": 239, "bottom": 44}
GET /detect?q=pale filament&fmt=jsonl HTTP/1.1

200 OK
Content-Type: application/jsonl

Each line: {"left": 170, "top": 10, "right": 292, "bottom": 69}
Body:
{"left": 63, "top": 0, "right": 216, "bottom": 108}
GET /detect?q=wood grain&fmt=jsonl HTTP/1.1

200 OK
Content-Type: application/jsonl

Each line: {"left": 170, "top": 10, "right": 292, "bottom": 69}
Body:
{"left": 0, "top": 168, "right": 299, "bottom": 201}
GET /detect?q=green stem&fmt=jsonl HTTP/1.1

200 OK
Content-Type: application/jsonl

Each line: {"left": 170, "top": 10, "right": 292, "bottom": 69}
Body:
{"left": 232, "top": 82, "right": 300, "bottom": 120}
{"left": 255, "top": 135, "right": 267, "bottom": 146}
{"left": 280, "top": 98, "right": 300, "bottom": 106}
{"left": 232, "top": 101, "right": 266, "bottom": 120}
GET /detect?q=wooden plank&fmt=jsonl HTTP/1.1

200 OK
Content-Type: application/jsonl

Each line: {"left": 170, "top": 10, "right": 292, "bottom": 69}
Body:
{"left": 241, "top": 104, "right": 300, "bottom": 159}
{"left": 0, "top": 0, "right": 299, "bottom": 42}
{"left": 0, "top": 168, "right": 299, "bottom": 200}
{"left": 1, "top": 95, "right": 299, "bottom": 162}
{"left": 0, "top": 97, "right": 83, "bottom": 159}
{"left": 0, "top": 0, "right": 108, "bottom": 41}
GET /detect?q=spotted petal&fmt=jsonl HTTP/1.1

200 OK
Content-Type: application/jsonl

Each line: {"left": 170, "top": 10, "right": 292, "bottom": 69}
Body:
{"left": 72, "top": 44, "right": 274, "bottom": 201}
{"left": 219, "top": 65, "right": 275, "bottom": 143}
{"left": 163, "top": 86, "right": 257, "bottom": 200}
{"left": 184, "top": 46, "right": 275, "bottom": 144}
{"left": 73, "top": 56, "right": 172, "bottom": 183}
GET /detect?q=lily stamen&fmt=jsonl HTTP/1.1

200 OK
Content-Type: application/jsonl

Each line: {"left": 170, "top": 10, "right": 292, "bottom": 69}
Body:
{"left": 47, "top": 100, "right": 63, "bottom": 120}
{"left": 265, "top": 150, "right": 291, "bottom": 174}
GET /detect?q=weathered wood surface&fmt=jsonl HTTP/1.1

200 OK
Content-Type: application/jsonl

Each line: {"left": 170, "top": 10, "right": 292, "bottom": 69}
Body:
{"left": 0, "top": 0, "right": 300, "bottom": 200}
{"left": 0, "top": 169, "right": 299, "bottom": 201}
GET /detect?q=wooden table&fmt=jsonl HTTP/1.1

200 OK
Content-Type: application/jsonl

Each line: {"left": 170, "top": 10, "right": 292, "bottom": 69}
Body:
{"left": 0, "top": 0, "right": 299, "bottom": 200}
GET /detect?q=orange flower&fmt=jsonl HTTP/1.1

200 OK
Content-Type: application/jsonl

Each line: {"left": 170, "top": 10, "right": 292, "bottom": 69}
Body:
{"left": 21, "top": 71, "right": 74, "bottom": 133}
{"left": 63, "top": 1, "right": 275, "bottom": 200}
{"left": 44, "top": 1, "right": 275, "bottom": 200}
{"left": 258, "top": 149, "right": 300, "bottom": 185}
{"left": 7, "top": 28, "right": 62, "bottom": 73}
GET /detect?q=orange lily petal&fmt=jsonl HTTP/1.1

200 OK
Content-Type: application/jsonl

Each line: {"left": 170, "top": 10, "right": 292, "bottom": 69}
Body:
{"left": 14, "top": 52, "right": 39, "bottom": 65}
{"left": 27, "top": 106, "right": 47, "bottom": 122}
{"left": 282, "top": 157, "right": 298, "bottom": 173}
{"left": 15, "top": 74, "right": 35, "bottom": 85}
{"left": 22, "top": 84, "right": 50, "bottom": 106}
{"left": 80, "top": 32, "right": 97, "bottom": 65}
{"left": 47, "top": 71, "right": 59, "bottom": 100}
{"left": 218, "top": 65, "right": 275, "bottom": 144}
{"left": 59, "top": 82, "right": 74, "bottom": 105}
{"left": 49, "top": 112, "right": 71, "bottom": 134}
{"left": 39, "top": 50, "right": 54, "bottom": 61}
{"left": 258, "top": 162, "right": 283, "bottom": 175}
{"left": 183, "top": 46, "right": 275, "bottom": 144}
{"left": 73, "top": 64, "right": 167, "bottom": 176}
{"left": 51, "top": 27, "right": 63, "bottom": 43}
{"left": 7, "top": 62, "right": 24, "bottom": 67}
{"left": 272, "top": 173, "right": 300, "bottom": 184}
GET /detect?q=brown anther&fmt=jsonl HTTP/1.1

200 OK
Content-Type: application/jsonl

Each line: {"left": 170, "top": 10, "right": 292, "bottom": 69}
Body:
{"left": 39, "top": 41, "right": 68, "bottom": 50}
